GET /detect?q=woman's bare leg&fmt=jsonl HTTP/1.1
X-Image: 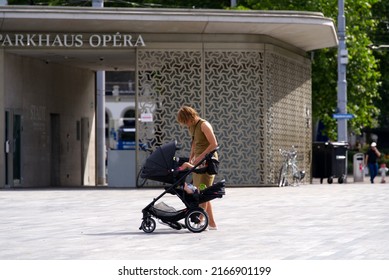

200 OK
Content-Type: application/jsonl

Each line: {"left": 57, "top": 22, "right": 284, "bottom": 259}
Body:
{"left": 201, "top": 201, "right": 217, "bottom": 228}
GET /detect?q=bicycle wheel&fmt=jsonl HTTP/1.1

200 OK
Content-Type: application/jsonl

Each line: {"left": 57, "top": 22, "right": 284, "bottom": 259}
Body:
{"left": 278, "top": 165, "right": 287, "bottom": 187}
{"left": 291, "top": 165, "right": 299, "bottom": 186}
{"left": 136, "top": 167, "right": 147, "bottom": 188}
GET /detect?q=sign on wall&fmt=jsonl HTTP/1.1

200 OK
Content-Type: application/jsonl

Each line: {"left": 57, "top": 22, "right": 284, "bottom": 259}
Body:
{"left": 0, "top": 33, "right": 145, "bottom": 48}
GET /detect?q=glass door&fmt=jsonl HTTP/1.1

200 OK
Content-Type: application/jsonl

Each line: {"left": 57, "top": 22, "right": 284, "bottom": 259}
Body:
{"left": 4, "top": 111, "right": 9, "bottom": 186}
{"left": 4, "top": 110, "right": 22, "bottom": 187}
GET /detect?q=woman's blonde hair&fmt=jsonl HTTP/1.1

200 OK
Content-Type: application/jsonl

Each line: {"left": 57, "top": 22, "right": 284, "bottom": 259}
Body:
{"left": 177, "top": 106, "right": 199, "bottom": 125}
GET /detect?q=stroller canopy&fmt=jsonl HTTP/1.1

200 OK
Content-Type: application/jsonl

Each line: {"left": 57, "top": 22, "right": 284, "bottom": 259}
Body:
{"left": 140, "top": 141, "right": 178, "bottom": 183}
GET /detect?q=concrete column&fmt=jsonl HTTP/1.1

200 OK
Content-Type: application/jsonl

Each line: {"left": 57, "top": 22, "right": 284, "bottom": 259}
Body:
{"left": 93, "top": 0, "right": 106, "bottom": 185}
{"left": 96, "top": 71, "right": 106, "bottom": 185}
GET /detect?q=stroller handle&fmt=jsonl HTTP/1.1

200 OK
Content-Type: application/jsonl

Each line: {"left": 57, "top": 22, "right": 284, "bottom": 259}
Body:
{"left": 177, "top": 146, "right": 219, "bottom": 176}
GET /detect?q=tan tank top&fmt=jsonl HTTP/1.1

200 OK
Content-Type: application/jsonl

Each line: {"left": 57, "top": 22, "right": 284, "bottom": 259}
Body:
{"left": 190, "top": 119, "right": 209, "bottom": 157}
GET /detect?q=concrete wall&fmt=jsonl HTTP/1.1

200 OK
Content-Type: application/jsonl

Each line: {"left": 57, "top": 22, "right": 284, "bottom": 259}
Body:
{"left": 3, "top": 53, "right": 96, "bottom": 187}
{"left": 0, "top": 50, "right": 4, "bottom": 187}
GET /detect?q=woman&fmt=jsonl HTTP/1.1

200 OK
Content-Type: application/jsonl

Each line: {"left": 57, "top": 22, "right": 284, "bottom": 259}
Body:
{"left": 177, "top": 106, "right": 218, "bottom": 230}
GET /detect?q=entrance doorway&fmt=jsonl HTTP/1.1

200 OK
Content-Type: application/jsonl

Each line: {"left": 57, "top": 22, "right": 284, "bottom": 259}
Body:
{"left": 4, "top": 110, "right": 22, "bottom": 187}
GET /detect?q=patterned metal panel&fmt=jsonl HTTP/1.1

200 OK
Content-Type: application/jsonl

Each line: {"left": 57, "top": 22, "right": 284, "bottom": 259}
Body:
{"left": 266, "top": 51, "right": 312, "bottom": 185}
{"left": 204, "top": 51, "right": 266, "bottom": 185}
{"left": 137, "top": 47, "right": 311, "bottom": 186}
{"left": 137, "top": 50, "right": 202, "bottom": 186}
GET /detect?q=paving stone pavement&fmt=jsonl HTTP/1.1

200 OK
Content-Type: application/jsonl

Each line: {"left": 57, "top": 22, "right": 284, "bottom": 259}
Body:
{"left": 1, "top": 181, "right": 389, "bottom": 260}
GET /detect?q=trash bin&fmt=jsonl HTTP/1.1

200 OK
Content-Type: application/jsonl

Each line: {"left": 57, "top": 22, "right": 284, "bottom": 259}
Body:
{"left": 353, "top": 153, "right": 365, "bottom": 182}
{"left": 312, "top": 142, "right": 331, "bottom": 182}
{"left": 312, "top": 142, "right": 348, "bottom": 184}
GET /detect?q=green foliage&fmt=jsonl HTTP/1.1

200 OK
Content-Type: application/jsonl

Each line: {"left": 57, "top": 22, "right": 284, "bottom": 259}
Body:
{"left": 8, "top": 0, "right": 84, "bottom": 5}
{"left": 239, "top": 0, "right": 382, "bottom": 140}
{"left": 371, "top": 1, "right": 389, "bottom": 129}
{"left": 344, "top": 0, "right": 381, "bottom": 138}
{"left": 8, "top": 0, "right": 230, "bottom": 8}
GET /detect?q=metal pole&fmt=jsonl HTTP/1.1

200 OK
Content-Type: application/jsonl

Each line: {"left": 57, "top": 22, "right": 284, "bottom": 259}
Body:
{"left": 337, "top": 0, "right": 348, "bottom": 142}
{"left": 92, "top": 0, "right": 104, "bottom": 7}
{"left": 231, "top": 0, "right": 237, "bottom": 7}
{"left": 93, "top": 0, "right": 106, "bottom": 185}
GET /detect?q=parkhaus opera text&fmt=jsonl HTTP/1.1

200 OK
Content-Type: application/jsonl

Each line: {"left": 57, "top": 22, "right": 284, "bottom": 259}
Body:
{"left": 0, "top": 33, "right": 146, "bottom": 48}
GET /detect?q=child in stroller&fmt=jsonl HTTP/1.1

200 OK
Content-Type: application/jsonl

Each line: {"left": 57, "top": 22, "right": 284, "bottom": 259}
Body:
{"left": 177, "top": 162, "right": 198, "bottom": 194}
{"left": 139, "top": 141, "right": 225, "bottom": 233}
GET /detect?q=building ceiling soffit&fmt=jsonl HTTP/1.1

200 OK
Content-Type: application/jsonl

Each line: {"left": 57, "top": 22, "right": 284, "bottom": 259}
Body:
{"left": 0, "top": 7, "right": 338, "bottom": 70}
{"left": 0, "top": 7, "right": 338, "bottom": 51}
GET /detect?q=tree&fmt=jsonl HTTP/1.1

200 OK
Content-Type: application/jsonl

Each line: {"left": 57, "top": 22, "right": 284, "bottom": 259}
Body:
{"left": 239, "top": 0, "right": 381, "bottom": 140}
{"left": 8, "top": 0, "right": 230, "bottom": 8}
{"left": 371, "top": 1, "right": 389, "bottom": 129}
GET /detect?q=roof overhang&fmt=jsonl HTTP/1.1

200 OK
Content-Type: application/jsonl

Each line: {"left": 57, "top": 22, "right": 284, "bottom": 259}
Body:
{"left": 0, "top": 6, "right": 338, "bottom": 70}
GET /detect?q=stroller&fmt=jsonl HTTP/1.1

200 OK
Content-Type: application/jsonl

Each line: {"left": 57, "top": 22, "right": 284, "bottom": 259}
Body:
{"left": 139, "top": 141, "right": 226, "bottom": 233}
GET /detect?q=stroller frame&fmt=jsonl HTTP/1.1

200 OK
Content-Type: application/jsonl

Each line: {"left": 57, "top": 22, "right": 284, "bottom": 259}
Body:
{"left": 139, "top": 146, "right": 225, "bottom": 233}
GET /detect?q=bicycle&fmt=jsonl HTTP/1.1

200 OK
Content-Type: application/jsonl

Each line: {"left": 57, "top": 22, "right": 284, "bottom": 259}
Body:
{"left": 278, "top": 146, "right": 306, "bottom": 187}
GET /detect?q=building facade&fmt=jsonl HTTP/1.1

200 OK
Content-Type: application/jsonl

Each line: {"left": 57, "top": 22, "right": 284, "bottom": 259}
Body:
{"left": 0, "top": 6, "right": 338, "bottom": 187}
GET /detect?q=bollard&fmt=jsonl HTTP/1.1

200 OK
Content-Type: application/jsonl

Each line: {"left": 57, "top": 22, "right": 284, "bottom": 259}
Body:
{"left": 353, "top": 153, "right": 364, "bottom": 182}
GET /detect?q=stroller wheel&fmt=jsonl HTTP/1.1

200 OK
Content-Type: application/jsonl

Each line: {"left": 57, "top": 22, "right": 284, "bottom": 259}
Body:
{"left": 141, "top": 218, "right": 156, "bottom": 233}
{"left": 185, "top": 207, "right": 208, "bottom": 233}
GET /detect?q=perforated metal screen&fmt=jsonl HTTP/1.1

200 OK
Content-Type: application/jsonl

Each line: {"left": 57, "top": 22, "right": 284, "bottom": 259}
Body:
{"left": 137, "top": 46, "right": 311, "bottom": 186}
